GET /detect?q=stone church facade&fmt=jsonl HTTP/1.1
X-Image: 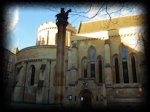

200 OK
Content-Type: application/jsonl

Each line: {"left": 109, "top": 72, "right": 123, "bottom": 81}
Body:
{"left": 5, "top": 14, "right": 146, "bottom": 108}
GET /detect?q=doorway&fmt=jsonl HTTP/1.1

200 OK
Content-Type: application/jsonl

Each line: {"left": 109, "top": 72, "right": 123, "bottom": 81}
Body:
{"left": 80, "top": 89, "right": 92, "bottom": 107}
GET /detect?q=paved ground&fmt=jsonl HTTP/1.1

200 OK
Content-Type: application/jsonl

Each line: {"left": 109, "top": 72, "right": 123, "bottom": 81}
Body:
{"left": 4, "top": 103, "right": 63, "bottom": 110}
{"left": 3, "top": 103, "right": 103, "bottom": 111}
{"left": 3, "top": 103, "right": 91, "bottom": 111}
{"left": 2, "top": 102, "right": 146, "bottom": 111}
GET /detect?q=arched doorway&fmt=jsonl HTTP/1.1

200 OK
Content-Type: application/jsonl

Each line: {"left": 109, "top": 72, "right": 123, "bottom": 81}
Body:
{"left": 79, "top": 89, "right": 92, "bottom": 107}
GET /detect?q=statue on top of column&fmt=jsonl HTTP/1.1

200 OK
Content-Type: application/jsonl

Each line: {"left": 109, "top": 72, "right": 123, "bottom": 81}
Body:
{"left": 56, "top": 8, "right": 71, "bottom": 23}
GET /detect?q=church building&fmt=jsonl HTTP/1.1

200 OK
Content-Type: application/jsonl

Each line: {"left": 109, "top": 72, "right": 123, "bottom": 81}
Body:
{"left": 4, "top": 14, "right": 146, "bottom": 108}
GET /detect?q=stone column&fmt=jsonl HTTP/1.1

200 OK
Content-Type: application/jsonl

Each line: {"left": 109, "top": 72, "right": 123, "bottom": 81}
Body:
{"left": 70, "top": 41, "right": 78, "bottom": 83}
{"left": 71, "top": 41, "right": 78, "bottom": 69}
{"left": 104, "top": 39, "right": 113, "bottom": 86}
{"left": 13, "top": 61, "right": 27, "bottom": 102}
{"left": 66, "top": 48, "right": 72, "bottom": 85}
{"left": 55, "top": 8, "right": 71, "bottom": 104}
{"left": 102, "top": 84, "right": 107, "bottom": 106}
{"left": 67, "top": 48, "right": 72, "bottom": 70}
{"left": 48, "top": 60, "right": 51, "bottom": 104}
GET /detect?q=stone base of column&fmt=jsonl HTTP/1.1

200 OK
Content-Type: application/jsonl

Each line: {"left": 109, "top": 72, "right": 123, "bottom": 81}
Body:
{"left": 36, "top": 87, "right": 48, "bottom": 104}
{"left": 13, "top": 86, "right": 24, "bottom": 102}
{"left": 102, "top": 84, "right": 107, "bottom": 106}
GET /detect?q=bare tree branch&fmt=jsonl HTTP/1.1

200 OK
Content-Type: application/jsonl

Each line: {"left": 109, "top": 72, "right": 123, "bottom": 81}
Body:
{"left": 71, "top": 3, "right": 92, "bottom": 14}
{"left": 105, "top": 3, "right": 112, "bottom": 28}
{"left": 69, "top": 2, "right": 105, "bottom": 19}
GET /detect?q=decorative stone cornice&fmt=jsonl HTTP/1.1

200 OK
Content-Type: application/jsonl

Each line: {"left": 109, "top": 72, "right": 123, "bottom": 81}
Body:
{"left": 17, "top": 45, "right": 57, "bottom": 54}
{"left": 16, "top": 58, "right": 55, "bottom": 66}
{"left": 105, "top": 84, "right": 113, "bottom": 88}
{"left": 112, "top": 83, "right": 140, "bottom": 88}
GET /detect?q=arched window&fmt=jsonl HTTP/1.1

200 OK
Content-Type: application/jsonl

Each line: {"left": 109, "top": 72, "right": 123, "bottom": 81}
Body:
{"left": 131, "top": 55, "right": 137, "bottom": 83}
{"left": 114, "top": 56, "right": 120, "bottom": 83}
{"left": 97, "top": 56, "right": 102, "bottom": 83}
{"left": 82, "top": 57, "right": 88, "bottom": 78}
{"left": 30, "top": 65, "right": 35, "bottom": 86}
{"left": 89, "top": 47, "right": 95, "bottom": 78}
{"left": 121, "top": 45, "right": 129, "bottom": 83}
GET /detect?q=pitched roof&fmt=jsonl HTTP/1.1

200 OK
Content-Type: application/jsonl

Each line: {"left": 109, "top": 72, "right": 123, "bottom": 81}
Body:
{"left": 78, "top": 14, "right": 145, "bottom": 34}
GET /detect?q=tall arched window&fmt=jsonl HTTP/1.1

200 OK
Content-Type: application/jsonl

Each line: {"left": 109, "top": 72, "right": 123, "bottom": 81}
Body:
{"left": 114, "top": 56, "right": 120, "bottom": 83}
{"left": 89, "top": 47, "right": 95, "bottom": 78}
{"left": 30, "top": 65, "right": 35, "bottom": 86}
{"left": 97, "top": 56, "right": 102, "bottom": 83}
{"left": 82, "top": 57, "right": 88, "bottom": 78}
{"left": 121, "top": 45, "right": 129, "bottom": 83}
{"left": 131, "top": 55, "right": 137, "bottom": 83}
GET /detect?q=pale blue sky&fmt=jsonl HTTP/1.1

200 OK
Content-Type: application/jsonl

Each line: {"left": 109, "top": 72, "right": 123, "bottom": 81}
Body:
{"left": 5, "top": 3, "right": 145, "bottom": 52}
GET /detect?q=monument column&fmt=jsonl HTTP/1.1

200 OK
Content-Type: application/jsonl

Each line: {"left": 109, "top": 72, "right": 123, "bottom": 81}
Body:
{"left": 55, "top": 8, "right": 71, "bottom": 104}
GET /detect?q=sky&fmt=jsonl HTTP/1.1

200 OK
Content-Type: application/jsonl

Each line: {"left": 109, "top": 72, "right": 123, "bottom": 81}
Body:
{"left": 5, "top": 3, "right": 146, "bottom": 52}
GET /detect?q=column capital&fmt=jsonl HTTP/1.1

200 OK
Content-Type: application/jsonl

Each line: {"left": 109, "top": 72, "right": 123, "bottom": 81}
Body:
{"left": 105, "top": 39, "right": 111, "bottom": 44}
{"left": 56, "top": 21, "right": 68, "bottom": 27}
{"left": 72, "top": 41, "right": 78, "bottom": 49}
{"left": 105, "top": 63, "right": 111, "bottom": 68}
{"left": 68, "top": 48, "right": 72, "bottom": 51}
{"left": 70, "top": 66, "right": 78, "bottom": 71}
